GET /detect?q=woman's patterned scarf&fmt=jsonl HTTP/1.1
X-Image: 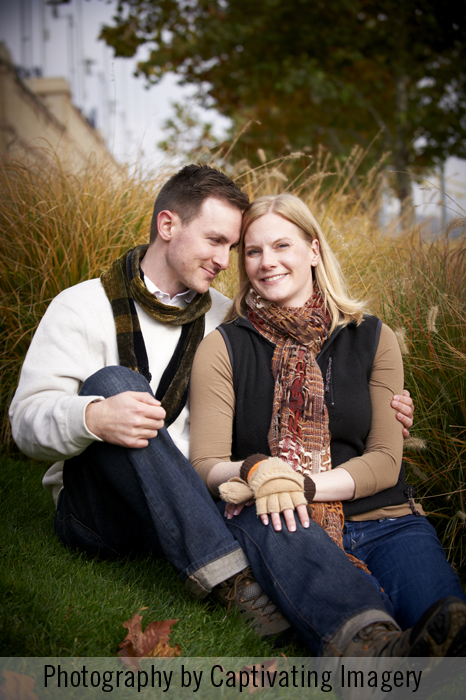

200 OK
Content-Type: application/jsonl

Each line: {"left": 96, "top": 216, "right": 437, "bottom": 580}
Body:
{"left": 247, "top": 288, "right": 369, "bottom": 571}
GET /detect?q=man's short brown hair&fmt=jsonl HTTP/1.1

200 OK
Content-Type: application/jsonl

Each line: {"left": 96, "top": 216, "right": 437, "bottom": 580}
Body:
{"left": 149, "top": 164, "right": 249, "bottom": 243}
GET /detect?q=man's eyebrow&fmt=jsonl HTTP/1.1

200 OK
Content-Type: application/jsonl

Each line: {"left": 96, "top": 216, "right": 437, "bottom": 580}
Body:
{"left": 206, "top": 231, "right": 240, "bottom": 247}
{"left": 206, "top": 232, "right": 232, "bottom": 241}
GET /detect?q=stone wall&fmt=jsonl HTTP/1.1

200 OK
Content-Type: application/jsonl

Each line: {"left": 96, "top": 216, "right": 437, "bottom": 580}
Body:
{"left": 0, "top": 43, "right": 114, "bottom": 171}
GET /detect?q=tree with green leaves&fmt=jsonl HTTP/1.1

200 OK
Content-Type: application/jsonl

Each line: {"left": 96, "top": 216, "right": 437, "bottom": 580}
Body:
{"left": 101, "top": 0, "right": 466, "bottom": 218}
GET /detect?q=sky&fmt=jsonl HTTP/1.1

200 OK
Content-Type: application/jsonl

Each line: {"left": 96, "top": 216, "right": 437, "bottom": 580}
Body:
{"left": 0, "top": 0, "right": 465, "bottom": 226}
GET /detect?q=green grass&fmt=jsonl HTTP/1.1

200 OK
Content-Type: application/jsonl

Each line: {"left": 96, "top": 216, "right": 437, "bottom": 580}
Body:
{"left": 1, "top": 451, "right": 464, "bottom": 660}
{"left": 0, "top": 451, "right": 305, "bottom": 658}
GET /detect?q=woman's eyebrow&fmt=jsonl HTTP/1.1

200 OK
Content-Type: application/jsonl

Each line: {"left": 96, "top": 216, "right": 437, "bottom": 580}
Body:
{"left": 245, "top": 236, "right": 292, "bottom": 248}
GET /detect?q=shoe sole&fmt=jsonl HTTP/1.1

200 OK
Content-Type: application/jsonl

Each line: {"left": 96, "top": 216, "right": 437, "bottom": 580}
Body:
{"left": 409, "top": 596, "right": 466, "bottom": 658}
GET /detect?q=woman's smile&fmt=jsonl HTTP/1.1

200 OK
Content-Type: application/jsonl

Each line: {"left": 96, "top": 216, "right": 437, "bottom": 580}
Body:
{"left": 260, "top": 273, "right": 288, "bottom": 282}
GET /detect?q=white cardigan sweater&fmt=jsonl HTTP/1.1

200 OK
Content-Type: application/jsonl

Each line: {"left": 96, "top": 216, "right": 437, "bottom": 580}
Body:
{"left": 9, "top": 278, "right": 231, "bottom": 504}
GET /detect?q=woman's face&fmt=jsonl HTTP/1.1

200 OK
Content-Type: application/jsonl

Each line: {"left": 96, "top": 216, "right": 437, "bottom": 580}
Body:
{"left": 244, "top": 212, "right": 319, "bottom": 307}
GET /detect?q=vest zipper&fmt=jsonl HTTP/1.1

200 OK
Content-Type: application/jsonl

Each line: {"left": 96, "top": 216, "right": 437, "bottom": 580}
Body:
{"left": 324, "top": 356, "right": 335, "bottom": 406}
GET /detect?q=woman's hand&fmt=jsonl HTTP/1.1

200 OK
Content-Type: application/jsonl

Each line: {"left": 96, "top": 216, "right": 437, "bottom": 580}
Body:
{"left": 224, "top": 500, "right": 310, "bottom": 532}
{"left": 260, "top": 504, "right": 310, "bottom": 532}
{"left": 224, "top": 500, "right": 254, "bottom": 519}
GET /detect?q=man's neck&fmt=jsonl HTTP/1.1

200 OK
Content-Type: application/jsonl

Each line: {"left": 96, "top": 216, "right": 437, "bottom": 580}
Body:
{"left": 143, "top": 272, "right": 196, "bottom": 308}
{"left": 140, "top": 241, "right": 187, "bottom": 298}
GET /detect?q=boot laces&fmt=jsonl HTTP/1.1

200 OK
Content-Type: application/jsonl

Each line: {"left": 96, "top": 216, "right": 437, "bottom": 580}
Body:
{"left": 221, "top": 566, "right": 281, "bottom": 621}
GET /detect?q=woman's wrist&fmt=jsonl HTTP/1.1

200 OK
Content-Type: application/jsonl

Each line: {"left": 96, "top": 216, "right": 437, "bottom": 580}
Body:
{"left": 207, "top": 460, "right": 243, "bottom": 494}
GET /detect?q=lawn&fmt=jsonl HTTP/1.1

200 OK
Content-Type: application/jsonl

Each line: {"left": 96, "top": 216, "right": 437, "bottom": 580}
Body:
{"left": 0, "top": 451, "right": 292, "bottom": 658}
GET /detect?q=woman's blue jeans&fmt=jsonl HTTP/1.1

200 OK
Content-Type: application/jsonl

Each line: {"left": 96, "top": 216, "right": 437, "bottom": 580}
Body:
{"left": 343, "top": 516, "right": 466, "bottom": 629}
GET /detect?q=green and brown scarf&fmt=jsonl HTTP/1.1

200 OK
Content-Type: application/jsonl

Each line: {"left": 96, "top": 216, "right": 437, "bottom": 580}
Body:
{"left": 101, "top": 244, "right": 212, "bottom": 426}
{"left": 247, "top": 288, "right": 369, "bottom": 572}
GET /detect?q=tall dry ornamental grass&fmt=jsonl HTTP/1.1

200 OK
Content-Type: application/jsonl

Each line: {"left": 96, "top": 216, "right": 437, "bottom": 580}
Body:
{"left": 1, "top": 150, "right": 465, "bottom": 569}
{"left": 374, "top": 236, "right": 466, "bottom": 567}
{"left": 0, "top": 157, "right": 172, "bottom": 444}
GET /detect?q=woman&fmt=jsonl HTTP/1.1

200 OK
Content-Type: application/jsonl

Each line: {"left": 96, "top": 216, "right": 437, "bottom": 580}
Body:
{"left": 189, "top": 194, "right": 466, "bottom": 657}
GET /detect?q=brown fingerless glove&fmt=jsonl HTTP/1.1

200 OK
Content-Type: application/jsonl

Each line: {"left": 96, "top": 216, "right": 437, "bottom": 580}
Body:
{"left": 219, "top": 454, "right": 316, "bottom": 517}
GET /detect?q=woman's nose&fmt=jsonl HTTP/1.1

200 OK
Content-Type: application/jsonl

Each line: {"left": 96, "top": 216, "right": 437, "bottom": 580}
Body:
{"left": 260, "top": 250, "right": 275, "bottom": 268}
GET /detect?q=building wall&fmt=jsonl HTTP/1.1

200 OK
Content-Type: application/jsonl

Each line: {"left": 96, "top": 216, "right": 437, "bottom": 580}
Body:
{"left": 0, "top": 43, "right": 114, "bottom": 171}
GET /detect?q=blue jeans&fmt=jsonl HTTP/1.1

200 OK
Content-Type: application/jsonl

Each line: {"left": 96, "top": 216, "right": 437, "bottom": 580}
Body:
{"left": 55, "top": 366, "right": 395, "bottom": 655}
{"left": 217, "top": 502, "right": 394, "bottom": 655}
{"left": 55, "top": 366, "right": 249, "bottom": 598}
{"left": 343, "top": 516, "right": 466, "bottom": 629}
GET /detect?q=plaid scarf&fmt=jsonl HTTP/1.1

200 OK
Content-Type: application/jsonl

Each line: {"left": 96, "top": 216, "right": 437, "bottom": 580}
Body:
{"left": 247, "top": 288, "right": 369, "bottom": 571}
{"left": 101, "top": 244, "right": 212, "bottom": 426}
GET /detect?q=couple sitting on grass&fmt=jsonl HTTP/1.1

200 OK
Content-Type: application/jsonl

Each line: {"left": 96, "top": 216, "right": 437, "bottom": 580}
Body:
{"left": 10, "top": 164, "right": 466, "bottom": 659}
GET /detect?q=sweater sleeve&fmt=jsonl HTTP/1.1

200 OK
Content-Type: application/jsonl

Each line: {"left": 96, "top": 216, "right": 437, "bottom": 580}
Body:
{"left": 189, "top": 329, "right": 236, "bottom": 487}
{"left": 9, "top": 294, "right": 106, "bottom": 461}
{"left": 338, "top": 323, "right": 404, "bottom": 499}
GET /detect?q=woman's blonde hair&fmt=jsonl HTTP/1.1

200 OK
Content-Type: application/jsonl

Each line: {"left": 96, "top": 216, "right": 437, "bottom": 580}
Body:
{"left": 225, "top": 194, "right": 368, "bottom": 333}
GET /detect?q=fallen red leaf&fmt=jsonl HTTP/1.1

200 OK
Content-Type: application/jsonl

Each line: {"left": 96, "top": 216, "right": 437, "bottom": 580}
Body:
{"left": 0, "top": 671, "right": 38, "bottom": 700}
{"left": 118, "top": 608, "right": 181, "bottom": 670}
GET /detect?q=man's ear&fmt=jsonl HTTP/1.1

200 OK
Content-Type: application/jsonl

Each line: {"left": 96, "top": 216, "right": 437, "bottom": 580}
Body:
{"left": 157, "top": 210, "right": 179, "bottom": 241}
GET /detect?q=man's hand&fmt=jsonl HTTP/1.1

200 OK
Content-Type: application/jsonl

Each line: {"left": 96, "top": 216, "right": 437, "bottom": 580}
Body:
{"left": 85, "top": 391, "right": 166, "bottom": 448}
{"left": 392, "top": 389, "right": 414, "bottom": 439}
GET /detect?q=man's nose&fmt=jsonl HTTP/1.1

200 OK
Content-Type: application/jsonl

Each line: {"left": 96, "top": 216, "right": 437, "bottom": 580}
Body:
{"left": 213, "top": 246, "right": 231, "bottom": 270}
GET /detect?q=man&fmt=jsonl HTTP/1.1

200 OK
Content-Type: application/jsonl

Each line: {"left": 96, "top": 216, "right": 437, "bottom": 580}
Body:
{"left": 9, "top": 165, "right": 291, "bottom": 634}
{"left": 11, "top": 165, "right": 428, "bottom": 656}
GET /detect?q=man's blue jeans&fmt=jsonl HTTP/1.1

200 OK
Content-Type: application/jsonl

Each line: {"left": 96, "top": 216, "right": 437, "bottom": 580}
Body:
{"left": 55, "top": 366, "right": 249, "bottom": 598}
{"left": 54, "top": 366, "right": 395, "bottom": 656}
{"left": 343, "top": 516, "right": 466, "bottom": 629}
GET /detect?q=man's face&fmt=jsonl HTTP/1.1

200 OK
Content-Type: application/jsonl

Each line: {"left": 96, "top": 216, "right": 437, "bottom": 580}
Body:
{"left": 166, "top": 197, "right": 242, "bottom": 294}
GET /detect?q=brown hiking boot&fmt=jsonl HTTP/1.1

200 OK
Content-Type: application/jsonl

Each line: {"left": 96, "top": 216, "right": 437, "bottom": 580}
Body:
{"left": 343, "top": 596, "right": 466, "bottom": 658}
{"left": 213, "top": 566, "right": 291, "bottom": 637}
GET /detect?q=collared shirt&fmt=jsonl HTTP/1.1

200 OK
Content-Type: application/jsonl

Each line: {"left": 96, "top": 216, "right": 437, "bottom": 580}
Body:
{"left": 143, "top": 274, "right": 197, "bottom": 309}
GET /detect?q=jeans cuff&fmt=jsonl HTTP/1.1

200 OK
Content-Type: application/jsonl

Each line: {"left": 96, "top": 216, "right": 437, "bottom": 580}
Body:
{"left": 184, "top": 547, "right": 249, "bottom": 599}
{"left": 322, "top": 609, "right": 400, "bottom": 657}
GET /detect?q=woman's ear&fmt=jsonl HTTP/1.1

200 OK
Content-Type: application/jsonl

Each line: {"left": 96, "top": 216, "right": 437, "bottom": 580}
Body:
{"left": 310, "top": 239, "right": 320, "bottom": 267}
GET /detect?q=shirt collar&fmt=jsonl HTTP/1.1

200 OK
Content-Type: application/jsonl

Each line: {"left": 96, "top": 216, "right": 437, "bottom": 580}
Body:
{"left": 143, "top": 273, "right": 197, "bottom": 308}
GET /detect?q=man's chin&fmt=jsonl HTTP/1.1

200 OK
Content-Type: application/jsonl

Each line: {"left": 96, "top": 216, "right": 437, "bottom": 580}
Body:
{"left": 192, "top": 273, "right": 217, "bottom": 294}
{"left": 191, "top": 281, "right": 212, "bottom": 295}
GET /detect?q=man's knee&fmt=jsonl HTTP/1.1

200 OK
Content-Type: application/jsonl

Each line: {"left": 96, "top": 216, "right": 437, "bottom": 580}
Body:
{"left": 79, "top": 366, "right": 152, "bottom": 399}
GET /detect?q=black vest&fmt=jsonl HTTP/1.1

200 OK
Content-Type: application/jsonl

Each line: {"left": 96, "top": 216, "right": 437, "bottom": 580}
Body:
{"left": 218, "top": 315, "right": 411, "bottom": 517}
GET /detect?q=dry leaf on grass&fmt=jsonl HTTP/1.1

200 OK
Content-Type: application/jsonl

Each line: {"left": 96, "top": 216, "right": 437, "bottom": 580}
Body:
{"left": 118, "top": 608, "right": 181, "bottom": 670}
{"left": 0, "top": 671, "right": 39, "bottom": 700}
